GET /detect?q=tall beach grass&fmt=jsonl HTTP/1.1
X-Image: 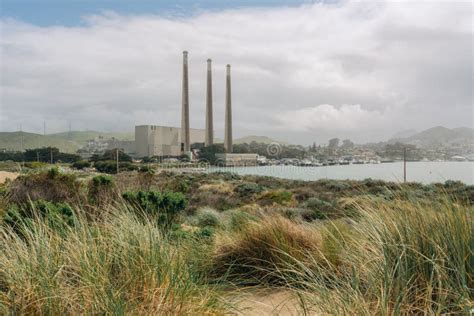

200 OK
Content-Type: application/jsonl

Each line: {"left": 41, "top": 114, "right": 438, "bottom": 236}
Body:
{"left": 210, "top": 194, "right": 473, "bottom": 315}
{"left": 0, "top": 205, "right": 224, "bottom": 314}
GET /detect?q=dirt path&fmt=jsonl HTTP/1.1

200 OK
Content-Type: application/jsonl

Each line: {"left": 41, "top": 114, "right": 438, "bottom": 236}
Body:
{"left": 0, "top": 171, "right": 19, "bottom": 184}
{"left": 228, "top": 288, "right": 310, "bottom": 315}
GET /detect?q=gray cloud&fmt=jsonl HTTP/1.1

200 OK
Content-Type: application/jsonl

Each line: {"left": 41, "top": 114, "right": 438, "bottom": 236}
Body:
{"left": 0, "top": 1, "right": 472, "bottom": 144}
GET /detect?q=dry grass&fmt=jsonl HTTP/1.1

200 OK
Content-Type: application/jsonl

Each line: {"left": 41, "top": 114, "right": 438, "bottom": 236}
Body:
{"left": 199, "top": 181, "right": 235, "bottom": 195}
{"left": 208, "top": 194, "right": 473, "bottom": 315}
{"left": 212, "top": 216, "right": 321, "bottom": 285}
{"left": 0, "top": 206, "right": 226, "bottom": 314}
{"left": 287, "top": 197, "right": 474, "bottom": 315}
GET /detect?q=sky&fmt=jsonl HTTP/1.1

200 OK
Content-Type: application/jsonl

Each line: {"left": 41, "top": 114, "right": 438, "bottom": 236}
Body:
{"left": 0, "top": 0, "right": 472, "bottom": 144}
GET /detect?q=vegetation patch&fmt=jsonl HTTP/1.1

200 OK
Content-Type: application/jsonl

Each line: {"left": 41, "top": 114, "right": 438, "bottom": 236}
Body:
{"left": 122, "top": 190, "right": 187, "bottom": 228}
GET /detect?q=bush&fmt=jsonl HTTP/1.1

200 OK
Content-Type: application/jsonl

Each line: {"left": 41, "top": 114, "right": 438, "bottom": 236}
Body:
{"left": 234, "top": 182, "right": 264, "bottom": 198}
{"left": 92, "top": 175, "right": 114, "bottom": 186}
{"left": 71, "top": 160, "right": 91, "bottom": 170}
{"left": 139, "top": 165, "right": 155, "bottom": 173}
{"left": 212, "top": 216, "right": 319, "bottom": 285}
{"left": 89, "top": 175, "right": 115, "bottom": 205}
{"left": 224, "top": 209, "right": 258, "bottom": 232}
{"left": 322, "top": 180, "right": 350, "bottom": 192}
{"left": 196, "top": 208, "right": 220, "bottom": 228}
{"left": 258, "top": 190, "right": 293, "bottom": 206}
{"left": 122, "top": 190, "right": 187, "bottom": 228}
{"left": 47, "top": 167, "right": 60, "bottom": 178}
{"left": 9, "top": 170, "right": 80, "bottom": 204}
{"left": 3, "top": 200, "right": 75, "bottom": 234}
{"left": 24, "top": 162, "right": 48, "bottom": 169}
{"left": 279, "top": 207, "right": 305, "bottom": 221}
{"left": 95, "top": 161, "right": 138, "bottom": 174}
{"left": 301, "top": 197, "right": 337, "bottom": 220}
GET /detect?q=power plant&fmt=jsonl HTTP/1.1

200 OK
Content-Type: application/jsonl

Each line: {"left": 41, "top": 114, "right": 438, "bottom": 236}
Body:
{"left": 134, "top": 51, "right": 257, "bottom": 165}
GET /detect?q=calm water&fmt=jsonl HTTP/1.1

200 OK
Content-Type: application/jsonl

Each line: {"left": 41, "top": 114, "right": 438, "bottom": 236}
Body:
{"left": 208, "top": 162, "right": 474, "bottom": 184}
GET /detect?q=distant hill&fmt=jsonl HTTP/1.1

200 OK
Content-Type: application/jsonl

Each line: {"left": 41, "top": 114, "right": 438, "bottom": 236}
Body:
{"left": 389, "top": 126, "right": 474, "bottom": 147}
{"left": 0, "top": 130, "right": 134, "bottom": 153}
{"left": 391, "top": 129, "right": 418, "bottom": 139}
{"left": 49, "top": 130, "right": 134, "bottom": 145}
{"left": 0, "top": 132, "right": 80, "bottom": 153}
{"left": 234, "top": 135, "right": 287, "bottom": 145}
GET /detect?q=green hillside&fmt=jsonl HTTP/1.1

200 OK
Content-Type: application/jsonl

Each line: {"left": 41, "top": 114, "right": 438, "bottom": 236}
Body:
{"left": 0, "top": 132, "right": 80, "bottom": 153}
{"left": 49, "top": 130, "right": 134, "bottom": 144}
{"left": 234, "top": 135, "right": 287, "bottom": 145}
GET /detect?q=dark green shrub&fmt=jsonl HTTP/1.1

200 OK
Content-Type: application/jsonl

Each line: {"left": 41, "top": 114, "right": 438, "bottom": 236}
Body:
{"left": 444, "top": 180, "right": 464, "bottom": 188}
{"left": 226, "top": 209, "right": 257, "bottom": 232}
{"left": 258, "top": 190, "right": 293, "bottom": 205}
{"left": 234, "top": 182, "right": 264, "bottom": 198}
{"left": 195, "top": 226, "right": 215, "bottom": 239}
{"left": 122, "top": 190, "right": 187, "bottom": 228}
{"left": 301, "top": 197, "right": 337, "bottom": 221}
{"left": 10, "top": 170, "right": 80, "bottom": 204}
{"left": 24, "top": 161, "right": 47, "bottom": 169}
{"left": 89, "top": 175, "right": 115, "bottom": 205}
{"left": 3, "top": 200, "right": 75, "bottom": 234}
{"left": 92, "top": 175, "right": 114, "bottom": 187}
{"left": 71, "top": 160, "right": 91, "bottom": 170}
{"left": 212, "top": 171, "right": 241, "bottom": 181}
{"left": 138, "top": 166, "right": 155, "bottom": 190}
{"left": 47, "top": 167, "right": 59, "bottom": 179}
{"left": 139, "top": 165, "right": 155, "bottom": 173}
{"left": 323, "top": 180, "right": 350, "bottom": 192}
{"left": 120, "top": 161, "right": 139, "bottom": 172}
{"left": 94, "top": 161, "right": 138, "bottom": 174}
{"left": 172, "top": 179, "right": 190, "bottom": 193}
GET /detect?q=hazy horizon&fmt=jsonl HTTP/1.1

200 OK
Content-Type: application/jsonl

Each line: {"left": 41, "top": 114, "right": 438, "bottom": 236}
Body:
{"left": 1, "top": 0, "right": 473, "bottom": 144}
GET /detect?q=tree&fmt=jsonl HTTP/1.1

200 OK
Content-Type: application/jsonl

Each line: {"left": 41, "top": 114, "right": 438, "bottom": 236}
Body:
{"left": 328, "top": 138, "right": 340, "bottom": 149}
{"left": 90, "top": 149, "right": 132, "bottom": 162}
{"left": 341, "top": 139, "right": 354, "bottom": 150}
{"left": 23, "top": 147, "right": 80, "bottom": 163}
{"left": 198, "top": 144, "right": 225, "bottom": 164}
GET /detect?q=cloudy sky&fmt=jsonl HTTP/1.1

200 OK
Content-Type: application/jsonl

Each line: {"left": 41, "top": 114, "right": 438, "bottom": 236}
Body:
{"left": 1, "top": 0, "right": 472, "bottom": 144}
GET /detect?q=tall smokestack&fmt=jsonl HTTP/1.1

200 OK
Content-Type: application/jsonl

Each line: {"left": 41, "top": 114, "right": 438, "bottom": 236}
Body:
{"left": 224, "top": 64, "right": 233, "bottom": 153}
{"left": 205, "top": 59, "right": 214, "bottom": 146}
{"left": 181, "top": 51, "right": 190, "bottom": 152}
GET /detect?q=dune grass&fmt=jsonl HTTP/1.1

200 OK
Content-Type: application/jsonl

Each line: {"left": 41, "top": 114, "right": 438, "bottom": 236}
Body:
{"left": 0, "top": 205, "right": 225, "bottom": 314}
{"left": 217, "top": 196, "right": 473, "bottom": 315}
{"left": 1, "top": 170, "right": 472, "bottom": 315}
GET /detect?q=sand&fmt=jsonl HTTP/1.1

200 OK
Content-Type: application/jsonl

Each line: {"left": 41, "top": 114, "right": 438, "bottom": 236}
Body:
{"left": 0, "top": 171, "right": 19, "bottom": 184}
{"left": 229, "top": 288, "right": 310, "bottom": 315}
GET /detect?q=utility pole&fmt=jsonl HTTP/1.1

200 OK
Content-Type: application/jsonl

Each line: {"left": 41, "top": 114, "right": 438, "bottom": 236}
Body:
{"left": 403, "top": 147, "right": 407, "bottom": 183}
{"left": 116, "top": 148, "right": 119, "bottom": 174}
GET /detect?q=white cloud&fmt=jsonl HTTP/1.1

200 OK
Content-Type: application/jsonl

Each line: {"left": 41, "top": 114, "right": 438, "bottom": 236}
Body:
{"left": 0, "top": 0, "right": 472, "bottom": 144}
{"left": 275, "top": 104, "right": 387, "bottom": 131}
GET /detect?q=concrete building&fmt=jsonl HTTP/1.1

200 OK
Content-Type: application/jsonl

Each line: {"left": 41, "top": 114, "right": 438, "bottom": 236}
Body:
{"left": 215, "top": 153, "right": 258, "bottom": 166}
{"left": 135, "top": 125, "right": 204, "bottom": 157}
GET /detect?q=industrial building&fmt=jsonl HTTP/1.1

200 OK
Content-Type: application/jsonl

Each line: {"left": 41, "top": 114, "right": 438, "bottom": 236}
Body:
{"left": 135, "top": 125, "right": 204, "bottom": 157}
{"left": 134, "top": 51, "right": 256, "bottom": 164}
{"left": 215, "top": 153, "right": 258, "bottom": 166}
